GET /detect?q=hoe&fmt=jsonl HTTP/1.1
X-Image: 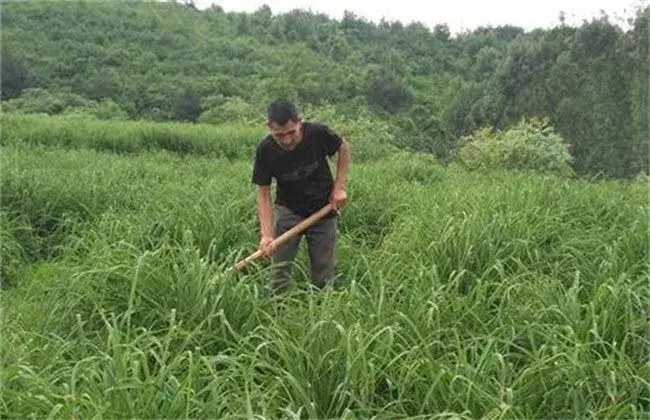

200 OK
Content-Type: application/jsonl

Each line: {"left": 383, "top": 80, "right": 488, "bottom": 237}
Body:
{"left": 230, "top": 203, "right": 335, "bottom": 273}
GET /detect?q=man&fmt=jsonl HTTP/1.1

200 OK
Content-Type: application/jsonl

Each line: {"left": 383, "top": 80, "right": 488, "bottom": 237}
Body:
{"left": 251, "top": 99, "right": 351, "bottom": 295}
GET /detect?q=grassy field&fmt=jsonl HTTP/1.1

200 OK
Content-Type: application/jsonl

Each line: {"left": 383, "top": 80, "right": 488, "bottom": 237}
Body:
{"left": 1, "top": 117, "right": 649, "bottom": 419}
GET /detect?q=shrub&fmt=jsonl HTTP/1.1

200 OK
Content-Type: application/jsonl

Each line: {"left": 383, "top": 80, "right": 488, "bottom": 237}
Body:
{"left": 458, "top": 117, "right": 575, "bottom": 177}
{"left": 1, "top": 88, "right": 93, "bottom": 115}
{"left": 301, "top": 102, "right": 401, "bottom": 162}
{"left": 197, "top": 97, "right": 263, "bottom": 125}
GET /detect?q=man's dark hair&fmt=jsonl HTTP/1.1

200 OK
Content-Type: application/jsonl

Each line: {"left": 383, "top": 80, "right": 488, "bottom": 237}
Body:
{"left": 267, "top": 99, "right": 299, "bottom": 125}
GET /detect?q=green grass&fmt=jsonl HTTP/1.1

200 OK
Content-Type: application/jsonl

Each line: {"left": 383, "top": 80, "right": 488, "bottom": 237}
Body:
{"left": 0, "top": 112, "right": 399, "bottom": 163}
{"left": 1, "top": 133, "right": 648, "bottom": 418}
{"left": 0, "top": 113, "right": 264, "bottom": 160}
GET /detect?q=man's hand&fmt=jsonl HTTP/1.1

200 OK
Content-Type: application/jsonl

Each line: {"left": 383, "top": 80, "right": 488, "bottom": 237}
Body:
{"left": 259, "top": 235, "right": 276, "bottom": 256}
{"left": 329, "top": 187, "right": 348, "bottom": 211}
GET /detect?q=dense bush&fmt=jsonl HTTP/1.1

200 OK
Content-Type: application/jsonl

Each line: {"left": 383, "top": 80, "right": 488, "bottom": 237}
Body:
{"left": 458, "top": 118, "right": 574, "bottom": 177}
{"left": 1, "top": 88, "right": 129, "bottom": 120}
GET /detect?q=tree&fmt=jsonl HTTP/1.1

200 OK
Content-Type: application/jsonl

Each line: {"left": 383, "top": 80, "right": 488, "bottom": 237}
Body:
{"left": 174, "top": 90, "right": 202, "bottom": 122}
{"left": 364, "top": 65, "right": 413, "bottom": 115}
{"left": 1, "top": 47, "right": 30, "bottom": 99}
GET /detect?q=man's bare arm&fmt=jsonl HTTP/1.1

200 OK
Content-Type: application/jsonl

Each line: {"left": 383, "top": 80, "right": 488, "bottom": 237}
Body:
{"left": 256, "top": 185, "right": 274, "bottom": 239}
{"left": 333, "top": 138, "right": 351, "bottom": 191}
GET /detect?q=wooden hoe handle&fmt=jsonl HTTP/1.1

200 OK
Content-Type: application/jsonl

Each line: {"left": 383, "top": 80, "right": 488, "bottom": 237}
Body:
{"left": 232, "top": 203, "right": 335, "bottom": 272}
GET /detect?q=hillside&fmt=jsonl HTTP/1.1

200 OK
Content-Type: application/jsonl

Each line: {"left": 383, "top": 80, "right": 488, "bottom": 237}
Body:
{"left": 1, "top": 0, "right": 648, "bottom": 177}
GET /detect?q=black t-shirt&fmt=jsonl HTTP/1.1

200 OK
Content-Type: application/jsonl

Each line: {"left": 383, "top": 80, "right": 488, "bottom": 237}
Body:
{"left": 252, "top": 122, "right": 342, "bottom": 218}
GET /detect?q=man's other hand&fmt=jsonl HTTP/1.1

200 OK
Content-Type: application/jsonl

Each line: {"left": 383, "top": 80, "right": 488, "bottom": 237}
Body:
{"left": 259, "top": 235, "right": 276, "bottom": 256}
{"left": 329, "top": 187, "right": 348, "bottom": 211}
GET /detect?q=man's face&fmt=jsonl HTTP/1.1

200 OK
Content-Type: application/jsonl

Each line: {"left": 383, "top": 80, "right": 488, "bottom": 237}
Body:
{"left": 268, "top": 119, "right": 302, "bottom": 150}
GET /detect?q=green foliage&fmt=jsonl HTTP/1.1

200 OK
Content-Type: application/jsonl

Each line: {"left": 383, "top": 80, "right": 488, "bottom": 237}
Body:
{"left": 0, "top": 0, "right": 648, "bottom": 177}
{"left": 1, "top": 88, "right": 130, "bottom": 120}
{"left": 2, "top": 142, "right": 648, "bottom": 418}
{"left": 0, "top": 211, "right": 33, "bottom": 288}
{"left": 84, "top": 98, "right": 130, "bottom": 120}
{"left": 300, "top": 102, "right": 402, "bottom": 162}
{"left": 197, "top": 96, "right": 263, "bottom": 125}
{"left": 0, "top": 113, "right": 264, "bottom": 159}
{"left": 364, "top": 64, "right": 414, "bottom": 115}
{"left": 173, "top": 90, "right": 203, "bottom": 122}
{"left": 458, "top": 118, "right": 574, "bottom": 177}
{"left": 0, "top": 110, "right": 401, "bottom": 163}
{"left": 1, "top": 46, "right": 32, "bottom": 99}
{"left": 384, "top": 151, "right": 447, "bottom": 185}
{"left": 1, "top": 88, "right": 93, "bottom": 115}
{"left": 2, "top": 2, "right": 649, "bottom": 415}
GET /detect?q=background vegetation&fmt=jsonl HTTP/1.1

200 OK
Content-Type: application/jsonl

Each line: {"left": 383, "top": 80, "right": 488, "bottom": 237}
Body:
{"left": 1, "top": 0, "right": 648, "bottom": 177}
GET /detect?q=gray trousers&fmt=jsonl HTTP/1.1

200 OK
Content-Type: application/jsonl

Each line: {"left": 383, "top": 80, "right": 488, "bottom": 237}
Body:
{"left": 270, "top": 204, "right": 337, "bottom": 295}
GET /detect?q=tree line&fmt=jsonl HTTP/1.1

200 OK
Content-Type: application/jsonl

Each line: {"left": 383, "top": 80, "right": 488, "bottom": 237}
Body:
{"left": 1, "top": 0, "right": 648, "bottom": 178}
